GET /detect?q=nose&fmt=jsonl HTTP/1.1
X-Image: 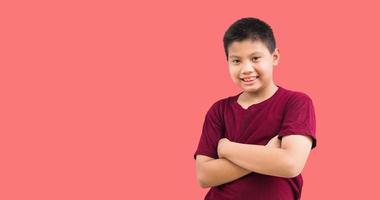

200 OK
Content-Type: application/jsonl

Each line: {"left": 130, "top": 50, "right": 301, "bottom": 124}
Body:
{"left": 241, "top": 61, "right": 255, "bottom": 73}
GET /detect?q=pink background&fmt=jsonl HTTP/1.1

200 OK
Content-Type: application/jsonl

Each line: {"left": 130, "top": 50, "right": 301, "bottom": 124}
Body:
{"left": 1, "top": 0, "right": 379, "bottom": 199}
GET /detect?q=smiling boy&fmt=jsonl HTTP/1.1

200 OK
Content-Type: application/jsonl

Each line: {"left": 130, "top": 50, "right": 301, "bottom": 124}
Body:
{"left": 194, "top": 17, "right": 317, "bottom": 200}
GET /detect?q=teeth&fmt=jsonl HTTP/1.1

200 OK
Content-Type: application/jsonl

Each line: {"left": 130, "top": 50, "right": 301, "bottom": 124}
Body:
{"left": 243, "top": 76, "right": 257, "bottom": 81}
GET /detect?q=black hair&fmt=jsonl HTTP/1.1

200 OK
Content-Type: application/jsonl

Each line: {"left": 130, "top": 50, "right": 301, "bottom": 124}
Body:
{"left": 223, "top": 17, "right": 276, "bottom": 60}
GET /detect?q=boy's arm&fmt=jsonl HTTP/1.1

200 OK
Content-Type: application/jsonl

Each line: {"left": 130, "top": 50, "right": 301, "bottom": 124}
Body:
{"left": 218, "top": 135, "right": 313, "bottom": 178}
{"left": 196, "top": 135, "right": 282, "bottom": 188}
{"left": 196, "top": 155, "right": 251, "bottom": 188}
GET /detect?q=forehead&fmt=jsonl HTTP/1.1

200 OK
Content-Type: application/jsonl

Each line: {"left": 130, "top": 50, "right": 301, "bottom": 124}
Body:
{"left": 228, "top": 39, "right": 269, "bottom": 58}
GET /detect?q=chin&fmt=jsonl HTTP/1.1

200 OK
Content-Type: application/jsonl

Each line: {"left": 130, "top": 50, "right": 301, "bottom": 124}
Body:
{"left": 240, "top": 82, "right": 262, "bottom": 91}
{"left": 244, "top": 88, "right": 261, "bottom": 93}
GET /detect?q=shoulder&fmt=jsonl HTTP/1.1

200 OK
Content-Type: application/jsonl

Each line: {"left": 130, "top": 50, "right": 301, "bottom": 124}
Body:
{"left": 278, "top": 87, "right": 315, "bottom": 112}
{"left": 205, "top": 94, "right": 235, "bottom": 119}
{"left": 280, "top": 87, "right": 313, "bottom": 105}
{"left": 208, "top": 94, "right": 235, "bottom": 110}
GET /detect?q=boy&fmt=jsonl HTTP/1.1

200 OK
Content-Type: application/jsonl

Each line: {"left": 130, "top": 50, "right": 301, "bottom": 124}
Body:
{"left": 193, "top": 17, "right": 317, "bottom": 200}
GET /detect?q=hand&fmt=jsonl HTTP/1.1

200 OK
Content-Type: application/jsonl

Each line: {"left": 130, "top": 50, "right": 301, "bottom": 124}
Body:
{"left": 217, "top": 138, "right": 230, "bottom": 158}
{"left": 266, "top": 135, "right": 281, "bottom": 148}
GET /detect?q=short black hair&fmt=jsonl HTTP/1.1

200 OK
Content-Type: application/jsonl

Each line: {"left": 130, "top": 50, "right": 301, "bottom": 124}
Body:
{"left": 223, "top": 17, "right": 276, "bottom": 60}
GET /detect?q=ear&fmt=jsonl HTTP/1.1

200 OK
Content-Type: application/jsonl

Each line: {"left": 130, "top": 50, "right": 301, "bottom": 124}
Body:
{"left": 272, "top": 48, "right": 280, "bottom": 66}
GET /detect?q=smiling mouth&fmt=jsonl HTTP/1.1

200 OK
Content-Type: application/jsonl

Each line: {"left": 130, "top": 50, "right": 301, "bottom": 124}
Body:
{"left": 240, "top": 76, "right": 259, "bottom": 82}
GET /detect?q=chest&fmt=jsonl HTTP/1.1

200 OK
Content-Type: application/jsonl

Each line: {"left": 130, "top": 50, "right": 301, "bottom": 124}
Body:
{"left": 223, "top": 106, "right": 285, "bottom": 144}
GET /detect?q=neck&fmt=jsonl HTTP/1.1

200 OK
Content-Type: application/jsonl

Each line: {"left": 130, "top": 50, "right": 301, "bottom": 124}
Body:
{"left": 242, "top": 82, "right": 278, "bottom": 103}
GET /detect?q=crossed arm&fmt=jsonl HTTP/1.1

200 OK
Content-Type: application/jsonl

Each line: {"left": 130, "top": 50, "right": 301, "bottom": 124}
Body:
{"left": 196, "top": 134, "right": 313, "bottom": 188}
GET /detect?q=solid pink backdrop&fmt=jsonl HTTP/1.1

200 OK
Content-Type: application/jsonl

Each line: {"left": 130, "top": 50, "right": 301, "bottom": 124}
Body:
{"left": 1, "top": 0, "right": 379, "bottom": 199}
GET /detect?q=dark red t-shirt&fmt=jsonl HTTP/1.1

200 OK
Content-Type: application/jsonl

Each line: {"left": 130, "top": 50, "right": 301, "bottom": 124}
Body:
{"left": 194, "top": 85, "right": 317, "bottom": 200}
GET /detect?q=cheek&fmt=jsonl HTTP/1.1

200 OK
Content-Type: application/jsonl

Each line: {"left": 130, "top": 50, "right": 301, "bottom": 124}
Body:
{"left": 228, "top": 69, "right": 240, "bottom": 83}
{"left": 256, "top": 64, "right": 273, "bottom": 76}
{"left": 228, "top": 67, "right": 238, "bottom": 76}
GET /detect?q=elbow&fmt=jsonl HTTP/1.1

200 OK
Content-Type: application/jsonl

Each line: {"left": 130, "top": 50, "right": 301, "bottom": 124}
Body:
{"left": 199, "top": 179, "right": 211, "bottom": 188}
{"left": 197, "top": 173, "right": 211, "bottom": 188}
{"left": 196, "top": 167, "right": 211, "bottom": 188}
{"left": 195, "top": 156, "right": 215, "bottom": 188}
{"left": 286, "top": 167, "right": 301, "bottom": 178}
{"left": 285, "top": 158, "right": 302, "bottom": 178}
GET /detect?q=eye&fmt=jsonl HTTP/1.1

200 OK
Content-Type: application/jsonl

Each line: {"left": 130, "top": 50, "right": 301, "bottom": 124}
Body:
{"left": 232, "top": 60, "right": 240, "bottom": 64}
{"left": 252, "top": 57, "right": 261, "bottom": 61}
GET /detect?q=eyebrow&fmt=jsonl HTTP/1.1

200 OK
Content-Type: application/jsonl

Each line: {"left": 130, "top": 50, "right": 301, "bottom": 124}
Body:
{"left": 229, "top": 52, "right": 262, "bottom": 58}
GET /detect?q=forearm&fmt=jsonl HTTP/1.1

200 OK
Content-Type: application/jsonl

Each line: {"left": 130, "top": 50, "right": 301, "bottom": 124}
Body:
{"left": 220, "top": 141, "right": 294, "bottom": 178}
{"left": 200, "top": 157, "right": 251, "bottom": 188}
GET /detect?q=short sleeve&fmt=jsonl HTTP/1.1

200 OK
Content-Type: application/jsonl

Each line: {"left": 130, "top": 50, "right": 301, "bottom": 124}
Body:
{"left": 278, "top": 93, "right": 317, "bottom": 149}
{"left": 193, "top": 101, "right": 225, "bottom": 160}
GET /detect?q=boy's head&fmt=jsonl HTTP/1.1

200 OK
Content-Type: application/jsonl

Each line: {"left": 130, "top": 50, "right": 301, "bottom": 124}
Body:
{"left": 223, "top": 17, "right": 280, "bottom": 94}
{"left": 223, "top": 17, "right": 276, "bottom": 60}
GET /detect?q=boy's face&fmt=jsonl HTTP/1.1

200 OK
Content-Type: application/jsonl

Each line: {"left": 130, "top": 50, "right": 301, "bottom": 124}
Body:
{"left": 227, "top": 39, "right": 279, "bottom": 94}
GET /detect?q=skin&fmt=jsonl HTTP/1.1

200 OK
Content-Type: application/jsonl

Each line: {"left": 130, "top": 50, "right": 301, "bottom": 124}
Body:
{"left": 227, "top": 38, "right": 279, "bottom": 104}
{"left": 196, "top": 39, "right": 313, "bottom": 188}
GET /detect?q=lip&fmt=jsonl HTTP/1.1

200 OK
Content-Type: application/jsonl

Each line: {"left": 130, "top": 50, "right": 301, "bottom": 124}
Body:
{"left": 241, "top": 76, "right": 257, "bottom": 78}
{"left": 240, "top": 76, "right": 258, "bottom": 84}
